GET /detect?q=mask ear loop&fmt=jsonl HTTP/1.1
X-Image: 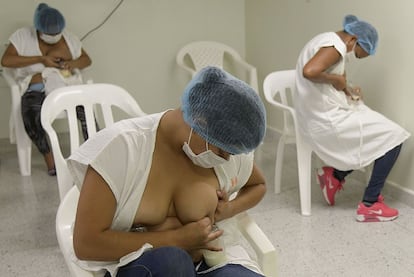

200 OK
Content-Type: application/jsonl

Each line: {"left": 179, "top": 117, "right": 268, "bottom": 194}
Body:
{"left": 352, "top": 40, "right": 357, "bottom": 53}
{"left": 187, "top": 128, "right": 209, "bottom": 152}
{"left": 187, "top": 128, "right": 193, "bottom": 144}
{"left": 204, "top": 127, "right": 210, "bottom": 151}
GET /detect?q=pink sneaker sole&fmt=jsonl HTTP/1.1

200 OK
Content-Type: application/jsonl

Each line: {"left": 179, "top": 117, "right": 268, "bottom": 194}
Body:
{"left": 356, "top": 214, "right": 398, "bottom": 222}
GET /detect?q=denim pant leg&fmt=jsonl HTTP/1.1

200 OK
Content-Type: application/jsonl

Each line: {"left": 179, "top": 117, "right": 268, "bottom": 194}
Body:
{"left": 363, "top": 144, "right": 403, "bottom": 202}
{"left": 107, "top": 246, "right": 197, "bottom": 277}
{"left": 21, "top": 90, "right": 50, "bottom": 154}
{"left": 197, "top": 260, "right": 264, "bottom": 277}
{"left": 333, "top": 169, "right": 353, "bottom": 182}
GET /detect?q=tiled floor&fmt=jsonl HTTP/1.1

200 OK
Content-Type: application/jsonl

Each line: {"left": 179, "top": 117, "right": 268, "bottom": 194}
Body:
{"left": 1, "top": 131, "right": 414, "bottom": 277}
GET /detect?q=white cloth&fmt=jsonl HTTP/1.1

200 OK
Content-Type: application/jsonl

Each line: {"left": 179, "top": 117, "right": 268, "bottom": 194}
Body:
{"left": 67, "top": 111, "right": 262, "bottom": 276}
{"left": 295, "top": 32, "right": 410, "bottom": 170}
{"left": 42, "top": 67, "right": 83, "bottom": 95}
{"left": 8, "top": 26, "right": 83, "bottom": 94}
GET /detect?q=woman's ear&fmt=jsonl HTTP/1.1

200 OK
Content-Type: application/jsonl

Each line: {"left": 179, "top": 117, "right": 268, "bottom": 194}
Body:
{"left": 346, "top": 36, "right": 358, "bottom": 51}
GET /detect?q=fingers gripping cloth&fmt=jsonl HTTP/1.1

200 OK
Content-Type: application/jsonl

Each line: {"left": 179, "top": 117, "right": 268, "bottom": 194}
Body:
{"left": 343, "top": 14, "right": 378, "bottom": 55}
{"left": 181, "top": 66, "right": 266, "bottom": 155}
{"left": 34, "top": 3, "right": 66, "bottom": 34}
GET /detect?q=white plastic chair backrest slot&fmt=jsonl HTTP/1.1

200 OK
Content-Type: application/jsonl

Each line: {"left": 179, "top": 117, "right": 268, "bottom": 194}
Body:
{"left": 41, "top": 83, "right": 146, "bottom": 200}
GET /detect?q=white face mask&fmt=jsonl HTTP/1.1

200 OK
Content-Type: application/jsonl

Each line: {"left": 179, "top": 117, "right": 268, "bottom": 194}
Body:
{"left": 182, "top": 129, "right": 228, "bottom": 168}
{"left": 40, "top": 33, "right": 62, "bottom": 44}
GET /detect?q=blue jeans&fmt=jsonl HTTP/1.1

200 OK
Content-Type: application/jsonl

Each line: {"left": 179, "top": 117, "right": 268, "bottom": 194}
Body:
{"left": 105, "top": 247, "right": 263, "bottom": 277}
{"left": 197, "top": 260, "right": 264, "bottom": 277}
{"left": 333, "top": 144, "right": 403, "bottom": 202}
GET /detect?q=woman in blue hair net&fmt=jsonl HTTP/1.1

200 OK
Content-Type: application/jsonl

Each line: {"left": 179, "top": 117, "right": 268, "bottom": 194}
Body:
{"left": 1, "top": 3, "right": 92, "bottom": 175}
{"left": 67, "top": 66, "right": 269, "bottom": 276}
{"left": 295, "top": 15, "right": 410, "bottom": 222}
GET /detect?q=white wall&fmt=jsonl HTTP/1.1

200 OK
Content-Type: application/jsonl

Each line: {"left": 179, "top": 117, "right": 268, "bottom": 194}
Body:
{"left": 246, "top": 0, "right": 414, "bottom": 192}
{"left": 0, "top": 0, "right": 246, "bottom": 138}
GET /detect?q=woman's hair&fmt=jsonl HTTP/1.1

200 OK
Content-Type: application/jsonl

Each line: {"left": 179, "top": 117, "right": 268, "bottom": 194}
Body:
{"left": 34, "top": 3, "right": 65, "bottom": 34}
{"left": 181, "top": 66, "right": 266, "bottom": 155}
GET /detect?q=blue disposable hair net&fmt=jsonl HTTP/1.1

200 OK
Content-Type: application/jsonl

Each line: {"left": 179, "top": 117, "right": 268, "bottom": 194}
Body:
{"left": 34, "top": 3, "right": 65, "bottom": 34}
{"left": 343, "top": 14, "right": 378, "bottom": 55}
{"left": 181, "top": 66, "right": 266, "bottom": 155}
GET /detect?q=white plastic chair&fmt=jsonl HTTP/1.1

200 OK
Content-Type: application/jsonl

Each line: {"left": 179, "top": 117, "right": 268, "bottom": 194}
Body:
{"left": 2, "top": 67, "right": 32, "bottom": 176}
{"left": 263, "top": 70, "right": 371, "bottom": 216}
{"left": 41, "top": 83, "right": 146, "bottom": 200}
{"left": 2, "top": 67, "right": 91, "bottom": 176}
{"left": 57, "top": 186, "right": 278, "bottom": 277}
{"left": 263, "top": 70, "right": 314, "bottom": 216}
{"left": 56, "top": 186, "right": 94, "bottom": 277}
{"left": 176, "top": 41, "right": 258, "bottom": 93}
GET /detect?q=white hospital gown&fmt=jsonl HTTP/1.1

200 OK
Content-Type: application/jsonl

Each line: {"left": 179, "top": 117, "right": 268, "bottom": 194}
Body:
{"left": 295, "top": 32, "right": 410, "bottom": 171}
{"left": 8, "top": 26, "right": 83, "bottom": 94}
{"left": 67, "top": 111, "right": 262, "bottom": 277}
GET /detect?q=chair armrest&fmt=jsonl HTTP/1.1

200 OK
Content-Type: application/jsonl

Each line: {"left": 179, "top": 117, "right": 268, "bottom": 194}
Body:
{"left": 265, "top": 96, "right": 296, "bottom": 117}
{"left": 2, "top": 67, "right": 19, "bottom": 93}
{"left": 236, "top": 212, "right": 277, "bottom": 277}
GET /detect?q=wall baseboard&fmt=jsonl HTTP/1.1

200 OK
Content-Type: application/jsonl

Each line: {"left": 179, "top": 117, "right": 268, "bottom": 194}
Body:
{"left": 382, "top": 180, "right": 414, "bottom": 208}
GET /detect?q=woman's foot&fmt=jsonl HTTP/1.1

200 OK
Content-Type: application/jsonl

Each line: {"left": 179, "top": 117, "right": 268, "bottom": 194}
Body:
{"left": 356, "top": 200, "right": 398, "bottom": 222}
{"left": 47, "top": 168, "right": 56, "bottom": 176}
{"left": 316, "top": 166, "right": 344, "bottom": 205}
{"left": 44, "top": 152, "right": 56, "bottom": 176}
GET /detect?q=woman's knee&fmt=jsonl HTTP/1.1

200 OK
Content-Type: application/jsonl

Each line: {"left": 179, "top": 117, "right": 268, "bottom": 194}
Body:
{"left": 149, "top": 246, "right": 195, "bottom": 271}
{"left": 118, "top": 247, "right": 196, "bottom": 277}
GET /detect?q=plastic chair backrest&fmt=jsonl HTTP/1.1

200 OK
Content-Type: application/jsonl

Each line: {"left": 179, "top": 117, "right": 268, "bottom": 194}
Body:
{"left": 41, "top": 83, "right": 146, "bottom": 200}
{"left": 263, "top": 70, "right": 297, "bottom": 137}
{"left": 176, "top": 41, "right": 242, "bottom": 72}
{"left": 176, "top": 41, "right": 258, "bottom": 93}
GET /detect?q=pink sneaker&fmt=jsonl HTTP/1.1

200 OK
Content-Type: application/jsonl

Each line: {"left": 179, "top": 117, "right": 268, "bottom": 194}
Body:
{"left": 316, "top": 166, "right": 343, "bottom": 206}
{"left": 356, "top": 201, "right": 398, "bottom": 222}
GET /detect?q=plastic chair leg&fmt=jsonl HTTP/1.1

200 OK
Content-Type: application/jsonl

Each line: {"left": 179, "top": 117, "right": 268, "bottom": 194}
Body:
{"left": 274, "top": 136, "right": 286, "bottom": 194}
{"left": 15, "top": 122, "right": 32, "bottom": 177}
{"left": 295, "top": 137, "right": 313, "bottom": 216}
{"left": 17, "top": 142, "right": 31, "bottom": 176}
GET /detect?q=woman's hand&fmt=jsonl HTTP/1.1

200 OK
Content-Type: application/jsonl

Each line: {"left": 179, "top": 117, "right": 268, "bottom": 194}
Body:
{"left": 345, "top": 84, "right": 363, "bottom": 101}
{"left": 41, "top": 55, "right": 61, "bottom": 68}
{"left": 332, "top": 74, "right": 347, "bottom": 91}
{"left": 214, "top": 190, "right": 233, "bottom": 222}
{"left": 177, "top": 217, "right": 223, "bottom": 252}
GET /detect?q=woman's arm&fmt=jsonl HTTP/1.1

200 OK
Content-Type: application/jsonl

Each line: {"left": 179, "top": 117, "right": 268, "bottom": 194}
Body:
{"left": 1, "top": 43, "right": 59, "bottom": 68}
{"left": 73, "top": 166, "right": 223, "bottom": 261}
{"left": 63, "top": 48, "right": 92, "bottom": 70}
{"left": 214, "top": 164, "right": 266, "bottom": 222}
{"left": 302, "top": 46, "right": 347, "bottom": 91}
